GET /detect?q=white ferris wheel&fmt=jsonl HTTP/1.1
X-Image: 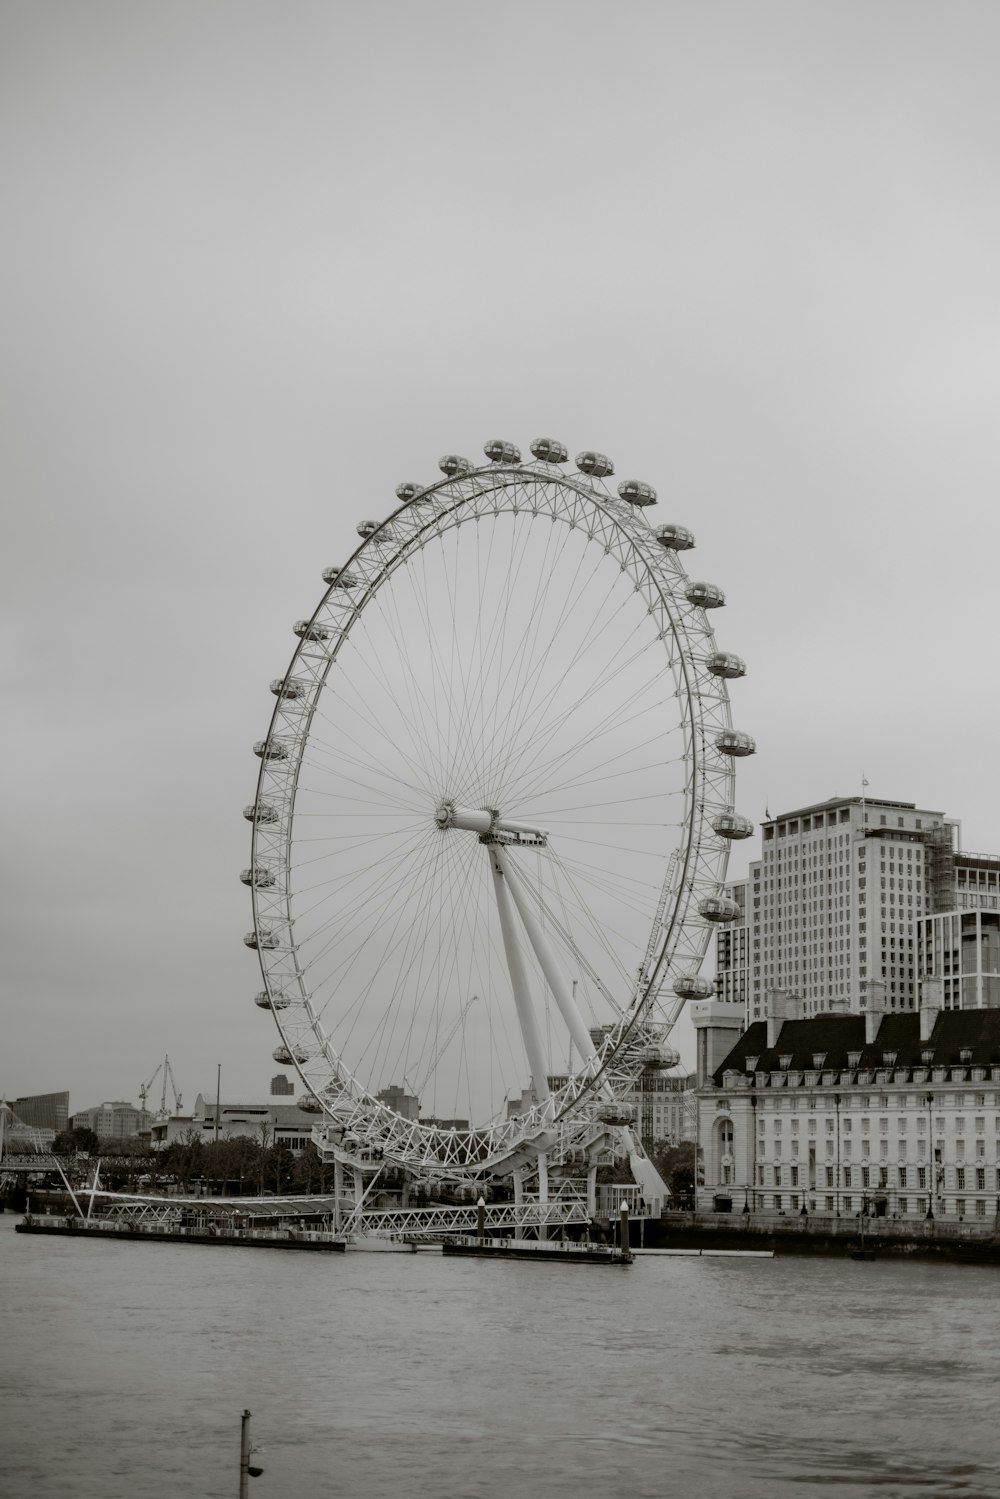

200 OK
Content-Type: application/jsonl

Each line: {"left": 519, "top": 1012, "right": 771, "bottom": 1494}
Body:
{"left": 243, "top": 438, "right": 754, "bottom": 1180}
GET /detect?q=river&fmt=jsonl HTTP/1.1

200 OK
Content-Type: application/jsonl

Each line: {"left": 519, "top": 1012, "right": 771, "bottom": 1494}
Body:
{"left": 1, "top": 1212, "right": 998, "bottom": 1499}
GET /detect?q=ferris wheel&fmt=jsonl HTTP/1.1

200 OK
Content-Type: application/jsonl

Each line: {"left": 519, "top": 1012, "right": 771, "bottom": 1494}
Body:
{"left": 242, "top": 438, "right": 754, "bottom": 1178}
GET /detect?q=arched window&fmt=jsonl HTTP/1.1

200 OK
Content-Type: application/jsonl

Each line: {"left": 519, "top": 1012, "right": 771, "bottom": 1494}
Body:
{"left": 717, "top": 1117, "right": 735, "bottom": 1185}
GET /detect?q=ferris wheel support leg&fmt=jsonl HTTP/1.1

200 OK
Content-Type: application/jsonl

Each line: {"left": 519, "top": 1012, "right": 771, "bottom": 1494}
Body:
{"left": 493, "top": 845, "right": 598, "bottom": 1069}
{"left": 513, "top": 1168, "right": 525, "bottom": 1240}
{"left": 587, "top": 1162, "right": 598, "bottom": 1220}
{"left": 489, "top": 850, "right": 551, "bottom": 1108}
{"left": 538, "top": 1151, "right": 549, "bottom": 1241}
{"left": 333, "top": 1157, "right": 343, "bottom": 1233}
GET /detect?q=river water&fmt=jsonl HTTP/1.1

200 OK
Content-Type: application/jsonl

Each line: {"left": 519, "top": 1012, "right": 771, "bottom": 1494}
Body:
{"left": 2, "top": 1212, "right": 999, "bottom": 1499}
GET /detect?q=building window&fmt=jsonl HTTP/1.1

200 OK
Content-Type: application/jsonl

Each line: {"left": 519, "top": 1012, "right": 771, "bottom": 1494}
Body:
{"left": 774, "top": 1195, "right": 782, "bottom": 1211}
{"left": 899, "top": 1167, "right": 907, "bottom": 1188}
{"left": 977, "top": 1168, "right": 986, "bottom": 1190}
{"left": 957, "top": 1168, "right": 966, "bottom": 1189}
{"left": 861, "top": 1167, "right": 870, "bottom": 1188}
{"left": 898, "top": 1197, "right": 908, "bottom": 1215}
{"left": 956, "top": 1199, "right": 966, "bottom": 1218}
{"left": 976, "top": 1199, "right": 987, "bottom": 1218}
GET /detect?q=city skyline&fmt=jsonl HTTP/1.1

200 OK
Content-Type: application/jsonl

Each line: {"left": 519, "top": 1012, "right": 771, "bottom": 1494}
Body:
{"left": 5, "top": 4, "right": 1000, "bottom": 1108}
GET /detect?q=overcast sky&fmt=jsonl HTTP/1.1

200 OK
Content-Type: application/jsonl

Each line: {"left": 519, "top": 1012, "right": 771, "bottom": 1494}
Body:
{"left": 3, "top": 1, "right": 999, "bottom": 1113}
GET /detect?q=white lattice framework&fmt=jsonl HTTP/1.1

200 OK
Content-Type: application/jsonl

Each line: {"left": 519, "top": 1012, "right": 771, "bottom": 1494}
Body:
{"left": 244, "top": 443, "right": 754, "bottom": 1176}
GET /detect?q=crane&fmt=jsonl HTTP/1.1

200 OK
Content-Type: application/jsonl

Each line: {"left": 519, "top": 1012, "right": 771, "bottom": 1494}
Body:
{"left": 406, "top": 995, "right": 480, "bottom": 1105}
{"left": 138, "top": 1055, "right": 183, "bottom": 1120}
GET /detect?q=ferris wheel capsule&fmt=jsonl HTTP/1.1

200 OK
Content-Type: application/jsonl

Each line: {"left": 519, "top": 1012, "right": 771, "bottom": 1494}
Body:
{"left": 617, "top": 479, "right": 657, "bottom": 506}
{"left": 596, "top": 1101, "right": 635, "bottom": 1126}
{"left": 712, "top": 811, "right": 754, "bottom": 839}
{"left": 439, "top": 455, "right": 474, "bottom": 476}
{"left": 673, "top": 973, "right": 714, "bottom": 1001}
{"left": 484, "top": 440, "right": 521, "bottom": 464}
{"left": 707, "top": 652, "right": 746, "bottom": 679}
{"left": 293, "top": 620, "right": 330, "bottom": 642}
{"left": 240, "top": 865, "right": 275, "bottom": 888}
{"left": 639, "top": 1043, "right": 681, "bottom": 1070}
{"left": 253, "top": 739, "right": 288, "bottom": 760}
{"left": 529, "top": 437, "right": 568, "bottom": 463}
{"left": 321, "top": 566, "right": 360, "bottom": 588}
{"left": 297, "top": 1093, "right": 323, "bottom": 1114}
{"left": 245, "top": 928, "right": 279, "bottom": 949}
{"left": 698, "top": 895, "right": 742, "bottom": 923}
{"left": 244, "top": 802, "right": 279, "bottom": 824}
{"left": 395, "top": 482, "right": 425, "bottom": 502}
{"left": 654, "top": 524, "right": 695, "bottom": 550}
{"left": 685, "top": 582, "right": 726, "bottom": 609}
{"left": 254, "top": 989, "right": 291, "bottom": 1010}
{"left": 715, "top": 729, "right": 756, "bottom": 758}
{"left": 273, "top": 1043, "right": 309, "bottom": 1066}
{"left": 270, "top": 676, "right": 308, "bottom": 700}
{"left": 576, "top": 450, "right": 614, "bottom": 477}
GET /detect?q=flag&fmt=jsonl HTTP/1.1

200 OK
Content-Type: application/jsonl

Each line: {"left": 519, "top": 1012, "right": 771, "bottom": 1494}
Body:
{"left": 862, "top": 777, "right": 870, "bottom": 788}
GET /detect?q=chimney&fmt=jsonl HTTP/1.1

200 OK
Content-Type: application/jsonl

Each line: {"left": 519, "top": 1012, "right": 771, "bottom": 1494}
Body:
{"left": 920, "top": 978, "right": 943, "bottom": 1043}
{"left": 766, "top": 990, "right": 801, "bottom": 1051}
{"left": 863, "top": 979, "right": 887, "bottom": 1044}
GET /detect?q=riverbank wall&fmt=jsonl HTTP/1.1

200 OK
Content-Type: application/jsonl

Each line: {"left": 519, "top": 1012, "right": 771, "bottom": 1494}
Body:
{"left": 639, "top": 1210, "right": 1000, "bottom": 1263}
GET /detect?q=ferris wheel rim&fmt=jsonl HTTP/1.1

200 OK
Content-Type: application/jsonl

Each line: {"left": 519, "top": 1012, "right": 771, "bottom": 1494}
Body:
{"left": 245, "top": 447, "right": 749, "bottom": 1173}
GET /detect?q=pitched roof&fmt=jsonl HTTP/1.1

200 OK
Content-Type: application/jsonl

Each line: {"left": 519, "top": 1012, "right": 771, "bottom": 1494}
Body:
{"left": 713, "top": 1008, "right": 1000, "bottom": 1083}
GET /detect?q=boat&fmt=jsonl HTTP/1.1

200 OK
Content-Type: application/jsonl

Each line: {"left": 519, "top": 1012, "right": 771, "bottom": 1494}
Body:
{"left": 442, "top": 1234, "right": 633, "bottom": 1265}
{"left": 15, "top": 1211, "right": 345, "bottom": 1251}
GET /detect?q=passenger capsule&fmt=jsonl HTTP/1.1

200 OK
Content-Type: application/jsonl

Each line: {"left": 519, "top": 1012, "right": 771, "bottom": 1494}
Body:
{"left": 438, "top": 455, "right": 474, "bottom": 477}
{"left": 673, "top": 974, "right": 714, "bottom": 1001}
{"left": 253, "top": 739, "right": 288, "bottom": 760}
{"left": 297, "top": 1093, "right": 323, "bottom": 1114}
{"left": 698, "top": 895, "right": 742, "bottom": 923}
{"left": 395, "top": 482, "right": 426, "bottom": 502}
{"left": 321, "top": 566, "right": 359, "bottom": 588}
{"left": 707, "top": 652, "right": 746, "bottom": 680}
{"left": 596, "top": 1101, "right": 635, "bottom": 1126}
{"left": 358, "top": 519, "right": 398, "bottom": 542}
{"left": 272, "top": 1043, "right": 309, "bottom": 1066}
{"left": 640, "top": 1043, "right": 682, "bottom": 1070}
{"left": 685, "top": 582, "right": 726, "bottom": 609}
{"left": 244, "top": 928, "right": 278, "bottom": 950}
{"left": 712, "top": 811, "right": 754, "bottom": 840}
{"left": 529, "top": 437, "right": 568, "bottom": 463}
{"left": 617, "top": 479, "right": 657, "bottom": 507}
{"left": 575, "top": 450, "right": 614, "bottom": 478}
{"left": 270, "top": 676, "right": 307, "bottom": 700}
{"left": 484, "top": 439, "right": 521, "bottom": 464}
{"left": 715, "top": 730, "right": 756, "bottom": 758}
{"left": 654, "top": 524, "right": 695, "bottom": 551}
{"left": 254, "top": 989, "right": 291, "bottom": 1010}
{"left": 243, "top": 802, "right": 280, "bottom": 824}
{"left": 240, "top": 864, "right": 275, "bottom": 888}
{"left": 293, "top": 620, "right": 330, "bottom": 642}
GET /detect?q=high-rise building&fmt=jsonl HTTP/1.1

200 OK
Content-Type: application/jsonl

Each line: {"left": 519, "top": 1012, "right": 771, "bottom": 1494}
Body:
{"left": 14, "top": 1091, "right": 69, "bottom": 1136}
{"left": 716, "top": 796, "right": 971, "bottom": 1023}
{"left": 270, "top": 1073, "right": 294, "bottom": 1096}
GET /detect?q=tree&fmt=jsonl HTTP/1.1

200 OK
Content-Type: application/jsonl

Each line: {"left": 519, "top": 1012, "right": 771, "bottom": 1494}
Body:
{"left": 52, "top": 1126, "right": 100, "bottom": 1156}
{"left": 651, "top": 1140, "right": 696, "bottom": 1206}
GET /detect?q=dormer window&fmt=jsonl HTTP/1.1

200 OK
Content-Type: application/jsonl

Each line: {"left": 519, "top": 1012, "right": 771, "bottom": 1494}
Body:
{"left": 779, "top": 1055, "right": 792, "bottom": 1070}
{"left": 882, "top": 1051, "right": 897, "bottom": 1067}
{"left": 847, "top": 1052, "right": 861, "bottom": 1068}
{"left": 812, "top": 1053, "right": 827, "bottom": 1069}
{"left": 745, "top": 1055, "right": 759, "bottom": 1073}
{"left": 921, "top": 1049, "right": 934, "bottom": 1065}
{"left": 960, "top": 1048, "right": 973, "bottom": 1064}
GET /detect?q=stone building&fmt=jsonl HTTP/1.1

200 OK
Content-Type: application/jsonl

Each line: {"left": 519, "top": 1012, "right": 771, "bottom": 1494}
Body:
{"left": 693, "top": 994, "right": 1000, "bottom": 1221}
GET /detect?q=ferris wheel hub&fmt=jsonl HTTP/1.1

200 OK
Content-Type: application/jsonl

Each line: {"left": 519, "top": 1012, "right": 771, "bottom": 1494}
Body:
{"left": 435, "top": 800, "right": 548, "bottom": 846}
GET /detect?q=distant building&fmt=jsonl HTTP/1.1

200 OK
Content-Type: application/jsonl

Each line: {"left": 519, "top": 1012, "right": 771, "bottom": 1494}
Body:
{"left": 14, "top": 1091, "right": 69, "bottom": 1136}
{"left": 149, "top": 1094, "right": 318, "bottom": 1153}
{"left": 693, "top": 991, "right": 1000, "bottom": 1220}
{"left": 635, "top": 1071, "right": 696, "bottom": 1147}
{"left": 376, "top": 1083, "right": 420, "bottom": 1121}
{"left": 71, "top": 1101, "right": 150, "bottom": 1139}
{"left": 715, "top": 796, "right": 976, "bottom": 1024}
{"left": 270, "top": 1073, "right": 294, "bottom": 1096}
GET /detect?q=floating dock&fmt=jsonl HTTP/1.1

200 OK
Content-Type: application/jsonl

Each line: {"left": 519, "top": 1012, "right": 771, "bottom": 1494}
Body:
{"left": 15, "top": 1216, "right": 344, "bottom": 1250}
{"left": 442, "top": 1234, "right": 633, "bottom": 1264}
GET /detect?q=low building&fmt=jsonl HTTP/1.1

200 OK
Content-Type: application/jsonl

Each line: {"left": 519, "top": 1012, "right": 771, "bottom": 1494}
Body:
{"left": 149, "top": 1094, "right": 318, "bottom": 1153}
{"left": 693, "top": 993, "right": 1000, "bottom": 1221}
{"left": 72, "top": 1101, "right": 150, "bottom": 1139}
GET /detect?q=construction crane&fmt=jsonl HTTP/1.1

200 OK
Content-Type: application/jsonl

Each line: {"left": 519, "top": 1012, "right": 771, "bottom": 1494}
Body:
{"left": 138, "top": 1055, "right": 183, "bottom": 1119}
{"left": 406, "top": 996, "right": 480, "bottom": 1105}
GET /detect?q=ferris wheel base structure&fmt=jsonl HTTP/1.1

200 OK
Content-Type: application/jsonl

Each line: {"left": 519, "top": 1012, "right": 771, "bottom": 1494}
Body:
{"left": 244, "top": 436, "right": 755, "bottom": 1193}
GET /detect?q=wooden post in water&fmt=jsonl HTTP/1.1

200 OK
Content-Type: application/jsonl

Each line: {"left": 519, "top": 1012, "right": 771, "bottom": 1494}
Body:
{"left": 619, "top": 1199, "right": 630, "bottom": 1255}
{"left": 239, "top": 1409, "right": 251, "bottom": 1499}
{"left": 476, "top": 1195, "right": 486, "bottom": 1242}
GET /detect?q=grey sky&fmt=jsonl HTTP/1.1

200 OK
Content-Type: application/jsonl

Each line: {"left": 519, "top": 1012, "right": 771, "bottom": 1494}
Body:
{"left": 3, "top": 1, "right": 999, "bottom": 1110}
